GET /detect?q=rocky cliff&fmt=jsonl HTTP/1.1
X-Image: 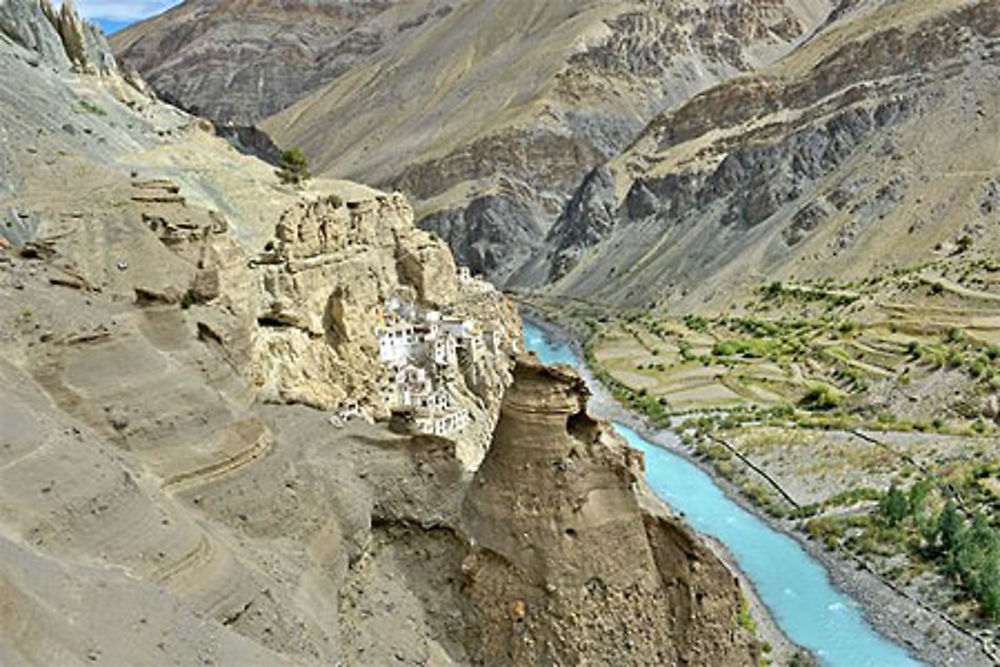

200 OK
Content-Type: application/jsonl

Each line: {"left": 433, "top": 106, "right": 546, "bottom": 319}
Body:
{"left": 111, "top": 0, "right": 458, "bottom": 125}
{"left": 0, "top": 2, "right": 775, "bottom": 664}
{"left": 0, "top": 0, "right": 153, "bottom": 98}
{"left": 248, "top": 189, "right": 520, "bottom": 467}
{"left": 459, "top": 357, "right": 760, "bottom": 665}
{"left": 535, "top": 0, "right": 1000, "bottom": 309}
{"left": 261, "top": 0, "right": 834, "bottom": 284}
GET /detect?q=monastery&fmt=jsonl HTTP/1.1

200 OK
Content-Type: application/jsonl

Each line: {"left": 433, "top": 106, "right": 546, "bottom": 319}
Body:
{"left": 374, "top": 274, "right": 508, "bottom": 437}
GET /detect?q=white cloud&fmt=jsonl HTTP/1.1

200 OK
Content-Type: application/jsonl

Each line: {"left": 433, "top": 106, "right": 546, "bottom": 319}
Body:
{"left": 56, "top": 0, "right": 181, "bottom": 22}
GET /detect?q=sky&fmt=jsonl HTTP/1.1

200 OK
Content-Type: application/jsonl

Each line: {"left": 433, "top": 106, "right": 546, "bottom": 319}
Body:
{"left": 57, "top": 1, "right": 182, "bottom": 34}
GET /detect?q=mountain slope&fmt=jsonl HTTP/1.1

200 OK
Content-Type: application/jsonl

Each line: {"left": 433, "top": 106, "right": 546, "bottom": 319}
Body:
{"left": 263, "top": 0, "right": 834, "bottom": 282}
{"left": 534, "top": 0, "right": 1000, "bottom": 310}
{"left": 111, "top": 0, "right": 457, "bottom": 125}
{"left": 1, "top": 3, "right": 774, "bottom": 664}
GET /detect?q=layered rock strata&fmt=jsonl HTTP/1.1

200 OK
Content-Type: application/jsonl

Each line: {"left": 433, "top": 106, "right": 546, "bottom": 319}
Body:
{"left": 261, "top": 0, "right": 835, "bottom": 284}
{"left": 537, "top": 0, "right": 1000, "bottom": 309}
{"left": 111, "top": 0, "right": 458, "bottom": 125}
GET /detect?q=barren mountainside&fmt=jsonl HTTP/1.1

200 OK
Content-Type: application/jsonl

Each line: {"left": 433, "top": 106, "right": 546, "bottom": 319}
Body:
{"left": 531, "top": 0, "right": 1000, "bottom": 310}
{"left": 0, "top": 2, "right": 769, "bottom": 664}
{"left": 261, "top": 0, "right": 835, "bottom": 283}
{"left": 111, "top": 0, "right": 458, "bottom": 125}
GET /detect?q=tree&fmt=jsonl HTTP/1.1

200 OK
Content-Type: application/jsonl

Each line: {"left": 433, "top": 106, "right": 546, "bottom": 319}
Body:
{"left": 880, "top": 485, "right": 908, "bottom": 526}
{"left": 277, "top": 147, "right": 311, "bottom": 186}
{"left": 908, "top": 479, "right": 932, "bottom": 516}
{"left": 938, "top": 501, "right": 964, "bottom": 552}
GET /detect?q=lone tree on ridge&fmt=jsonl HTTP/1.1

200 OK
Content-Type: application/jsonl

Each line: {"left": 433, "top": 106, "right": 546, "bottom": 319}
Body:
{"left": 277, "top": 147, "right": 311, "bottom": 186}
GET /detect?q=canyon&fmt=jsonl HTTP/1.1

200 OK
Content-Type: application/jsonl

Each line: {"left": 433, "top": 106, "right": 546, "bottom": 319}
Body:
{"left": 116, "top": 0, "right": 836, "bottom": 284}
{"left": 0, "top": 2, "right": 769, "bottom": 664}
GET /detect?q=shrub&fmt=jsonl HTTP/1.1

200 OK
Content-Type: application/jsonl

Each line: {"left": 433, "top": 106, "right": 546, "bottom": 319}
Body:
{"left": 764, "top": 281, "right": 784, "bottom": 298}
{"left": 799, "top": 382, "right": 844, "bottom": 411}
{"left": 78, "top": 99, "right": 106, "bottom": 116}
{"left": 683, "top": 314, "right": 709, "bottom": 332}
{"left": 735, "top": 595, "right": 757, "bottom": 633}
{"left": 277, "top": 147, "right": 311, "bottom": 186}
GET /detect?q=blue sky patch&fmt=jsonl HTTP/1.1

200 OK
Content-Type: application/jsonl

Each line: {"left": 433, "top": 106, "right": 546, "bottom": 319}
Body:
{"left": 58, "top": 1, "right": 182, "bottom": 33}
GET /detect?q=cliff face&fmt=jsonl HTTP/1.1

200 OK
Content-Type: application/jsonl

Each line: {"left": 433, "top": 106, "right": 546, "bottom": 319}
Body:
{"left": 459, "top": 357, "right": 759, "bottom": 665}
{"left": 0, "top": 0, "right": 153, "bottom": 94}
{"left": 1, "top": 3, "right": 774, "bottom": 664}
{"left": 262, "top": 0, "right": 834, "bottom": 284}
{"left": 247, "top": 189, "right": 520, "bottom": 467}
{"left": 111, "top": 0, "right": 457, "bottom": 125}
{"left": 252, "top": 192, "right": 460, "bottom": 409}
{"left": 537, "top": 0, "right": 1000, "bottom": 309}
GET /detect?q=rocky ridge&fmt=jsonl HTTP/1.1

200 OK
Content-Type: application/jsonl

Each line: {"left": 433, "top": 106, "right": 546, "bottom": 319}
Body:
{"left": 534, "top": 0, "right": 1000, "bottom": 309}
{"left": 262, "top": 0, "right": 834, "bottom": 284}
{"left": 111, "top": 0, "right": 458, "bottom": 125}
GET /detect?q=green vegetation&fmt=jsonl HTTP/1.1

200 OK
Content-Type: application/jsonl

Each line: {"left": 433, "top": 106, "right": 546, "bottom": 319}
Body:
{"left": 938, "top": 509, "right": 1000, "bottom": 621}
{"left": 277, "top": 147, "right": 311, "bottom": 186}
{"left": 78, "top": 99, "right": 107, "bottom": 116}
{"left": 735, "top": 594, "right": 757, "bottom": 633}
{"left": 879, "top": 485, "right": 908, "bottom": 526}
{"left": 805, "top": 477, "right": 1000, "bottom": 624}
{"left": 758, "top": 281, "right": 859, "bottom": 307}
{"left": 799, "top": 382, "right": 844, "bottom": 411}
{"left": 683, "top": 314, "right": 709, "bottom": 332}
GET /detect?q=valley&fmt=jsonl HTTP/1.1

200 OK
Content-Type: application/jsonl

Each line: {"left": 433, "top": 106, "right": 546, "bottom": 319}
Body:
{"left": 519, "top": 243, "right": 1000, "bottom": 660}
{"left": 2, "top": 0, "right": 998, "bottom": 664}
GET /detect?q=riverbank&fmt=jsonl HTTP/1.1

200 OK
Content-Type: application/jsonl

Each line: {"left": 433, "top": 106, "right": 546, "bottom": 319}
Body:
{"left": 521, "top": 310, "right": 993, "bottom": 666}
{"left": 520, "top": 313, "right": 808, "bottom": 663}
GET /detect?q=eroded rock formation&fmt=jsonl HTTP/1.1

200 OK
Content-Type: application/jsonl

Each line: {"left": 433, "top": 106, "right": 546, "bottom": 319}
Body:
{"left": 246, "top": 190, "right": 520, "bottom": 467}
{"left": 459, "top": 357, "right": 760, "bottom": 665}
{"left": 0, "top": 3, "right": 772, "bottom": 664}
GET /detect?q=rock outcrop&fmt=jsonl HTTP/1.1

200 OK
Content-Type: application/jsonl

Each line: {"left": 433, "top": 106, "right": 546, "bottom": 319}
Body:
{"left": 537, "top": 0, "right": 1000, "bottom": 309}
{"left": 0, "top": 0, "right": 152, "bottom": 95}
{"left": 459, "top": 356, "right": 760, "bottom": 665}
{"left": 253, "top": 193, "right": 458, "bottom": 406}
{"left": 247, "top": 189, "right": 520, "bottom": 467}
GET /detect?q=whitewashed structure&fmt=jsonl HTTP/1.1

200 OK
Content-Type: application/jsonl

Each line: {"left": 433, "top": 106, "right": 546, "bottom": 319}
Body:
{"left": 374, "top": 291, "right": 512, "bottom": 437}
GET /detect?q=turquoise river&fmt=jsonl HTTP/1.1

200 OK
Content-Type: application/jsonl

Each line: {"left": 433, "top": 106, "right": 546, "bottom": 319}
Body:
{"left": 523, "top": 322, "right": 920, "bottom": 667}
